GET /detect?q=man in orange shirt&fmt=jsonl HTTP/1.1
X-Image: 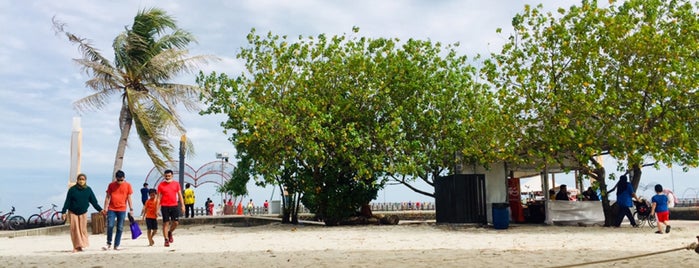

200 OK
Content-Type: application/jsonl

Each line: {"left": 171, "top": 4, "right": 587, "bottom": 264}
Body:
{"left": 102, "top": 170, "right": 134, "bottom": 251}
{"left": 157, "top": 169, "right": 185, "bottom": 247}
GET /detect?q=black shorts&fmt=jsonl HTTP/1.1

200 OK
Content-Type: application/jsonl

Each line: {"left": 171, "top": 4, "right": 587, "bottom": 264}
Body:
{"left": 161, "top": 206, "right": 180, "bottom": 222}
{"left": 146, "top": 218, "right": 158, "bottom": 230}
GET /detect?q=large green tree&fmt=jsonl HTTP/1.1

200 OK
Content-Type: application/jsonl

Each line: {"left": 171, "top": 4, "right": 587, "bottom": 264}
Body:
{"left": 199, "top": 28, "right": 398, "bottom": 224}
{"left": 485, "top": 0, "right": 699, "bottom": 225}
{"left": 199, "top": 27, "right": 497, "bottom": 223}
{"left": 54, "top": 8, "right": 212, "bottom": 178}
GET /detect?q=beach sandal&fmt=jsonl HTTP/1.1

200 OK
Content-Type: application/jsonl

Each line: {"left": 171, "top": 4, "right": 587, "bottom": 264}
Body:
{"left": 168, "top": 231, "right": 174, "bottom": 243}
{"left": 666, "top": 226, "right": 671, "bottom": 233}
{"left": 655, "top": 231, "right": 663, "bottom": 234}
{"left": 164, "top": 239, "right": 170, "bottom": 247}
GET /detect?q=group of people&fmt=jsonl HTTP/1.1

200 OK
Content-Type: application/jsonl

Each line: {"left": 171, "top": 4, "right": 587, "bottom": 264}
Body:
{"left": 549, "top": 175, "right": 672, "bottom": 234}
{"left": 142, "top": 181, "right": 196, "bottom": 219}
{"left": 221, "top": 198, "right": 269, "bottom": 215}
{"left": 610, "top": 175, "right": 671, "bottom": 234}
{"left": 550, "top": 184, "right": 599, "bottom": 201}
{"left": 61, "top": 169, "right": 186, "bottom": 252}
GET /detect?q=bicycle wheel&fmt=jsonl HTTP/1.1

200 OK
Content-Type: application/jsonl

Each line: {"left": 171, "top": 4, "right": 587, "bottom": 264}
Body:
{"left": 27, "top": 214, "right": 43, "bottom": 228}
{"left": 8, "top": 216, "right": 26, "bottom": 230}
{"left": 51, "top": 212, "right": 65, "bottom": 225}
{"left": 648, "top": 214, "right": 657, "bottom": 228}
{"left": 632, "top": 212, "right": 645, "bottom": 227}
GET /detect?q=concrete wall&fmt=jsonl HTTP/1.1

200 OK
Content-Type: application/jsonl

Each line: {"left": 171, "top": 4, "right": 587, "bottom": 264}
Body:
{"left": 669, "top": 207, "right": 699, "bottom": 220}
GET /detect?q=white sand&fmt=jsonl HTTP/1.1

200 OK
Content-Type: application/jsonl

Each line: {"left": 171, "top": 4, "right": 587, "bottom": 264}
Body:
{"left": 1, "top": 220, "right": 699, "bottom": 267}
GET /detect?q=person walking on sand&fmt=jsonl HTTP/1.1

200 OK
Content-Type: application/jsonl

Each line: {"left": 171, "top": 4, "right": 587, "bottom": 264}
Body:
{"left": 103, "top": 170, "right": 134, "bottom": 250}
{"left": 651, "top": 184, "right": 672, "bottom": 234}
{"left": 61, "top": 173, "right": 105, "bottom": 253}
{"left": 205, "top": 197, "right": 213, "bottom": 215}
{"left": 157, "top": 169, "right": 185, "bottom": 247}
{"left": 609, "top": 175, "right": 638, "bottom": 227}
{"left": 247, "top": 199, "right": 254, "bottom": 215}
{"left": 183, "top": 183, "right": 195, "bottom": 218}
{"left": 140, "top": 182, "right": 149, "bottom": 205}
{"left": 141, "top": 189, "right": 158, "bottom": 246}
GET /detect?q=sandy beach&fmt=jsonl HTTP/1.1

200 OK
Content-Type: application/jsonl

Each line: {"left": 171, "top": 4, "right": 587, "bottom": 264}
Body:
{"left": 1, "top": 220, "right": 698, "bottom": 267}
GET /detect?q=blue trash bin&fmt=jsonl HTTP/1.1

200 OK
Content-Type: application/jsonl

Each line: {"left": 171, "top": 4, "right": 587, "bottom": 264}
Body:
{"left": 492, "top": 203, "right": 510, "bottom": 229}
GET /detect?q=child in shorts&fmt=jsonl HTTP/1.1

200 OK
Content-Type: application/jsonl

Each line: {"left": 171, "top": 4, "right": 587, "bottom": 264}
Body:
{"left": 651, "top": 184, "right": 671, "bottom": 234}
{"left": 142, "top": 189, "right": 158, "bottom": 246}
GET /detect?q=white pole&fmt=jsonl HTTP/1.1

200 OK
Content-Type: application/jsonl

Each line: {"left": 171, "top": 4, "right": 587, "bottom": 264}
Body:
{"left": 69, "top": 117, "right": 82, "bottom": 186}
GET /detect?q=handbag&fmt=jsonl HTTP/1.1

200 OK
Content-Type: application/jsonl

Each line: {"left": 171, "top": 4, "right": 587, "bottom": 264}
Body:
{"left": 128, "top": 214, "right": 142, "bottom": 239}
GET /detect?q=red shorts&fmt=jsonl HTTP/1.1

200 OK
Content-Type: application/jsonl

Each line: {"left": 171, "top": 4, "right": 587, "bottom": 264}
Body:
{"left": 655, "top": 211, "right": 669, "bottom": 222}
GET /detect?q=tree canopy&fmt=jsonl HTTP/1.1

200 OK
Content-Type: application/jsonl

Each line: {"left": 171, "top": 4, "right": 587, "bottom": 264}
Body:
{"left": 484, "top": 0, "right": 699, "bottom": 225}
{"left": 198, "top": 28, "right": 497, "bottom": 223}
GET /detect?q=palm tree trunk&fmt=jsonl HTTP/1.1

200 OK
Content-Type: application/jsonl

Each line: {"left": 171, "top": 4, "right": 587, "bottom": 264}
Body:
{"left": 112, "top": 103, "right": 132, "bottom": 181}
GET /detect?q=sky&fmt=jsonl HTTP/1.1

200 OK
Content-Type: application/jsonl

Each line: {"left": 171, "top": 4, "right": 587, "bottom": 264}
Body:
{"left": 1, "top": 0, "right": 698, "bottom": 218}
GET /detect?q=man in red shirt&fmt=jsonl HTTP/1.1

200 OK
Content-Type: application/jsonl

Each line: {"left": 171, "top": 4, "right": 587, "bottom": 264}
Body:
{"left": 102, "top": 170, "right": 134, "bottom": 250}
{"left": 156, "top": 169, "right": 185, "bottom": 247}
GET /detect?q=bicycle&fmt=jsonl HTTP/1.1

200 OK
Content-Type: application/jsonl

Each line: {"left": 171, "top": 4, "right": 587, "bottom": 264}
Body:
{"left": 27, "top": 204, "right": 65, "bottom": 228}
{"left": 0, "top": 206, "right": 27, "bottom": 230}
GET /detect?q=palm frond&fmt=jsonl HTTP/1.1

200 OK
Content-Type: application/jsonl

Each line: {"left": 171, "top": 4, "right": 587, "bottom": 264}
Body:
{"left": 52, "top": 17, "right": 115, "bottom": 79}
{"left": 155, "top": 29, "right": 197, "bottom": 50}
{"left": 73, "top": 90, "right": 118, "bottom": 114}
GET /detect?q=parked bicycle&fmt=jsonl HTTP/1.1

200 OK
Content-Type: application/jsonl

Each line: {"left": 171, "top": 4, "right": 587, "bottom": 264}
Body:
{"left": 27, "top": 204, "right": 65, "bottom": 228}
{"left": 0, "top": 206, "right": 27, "bottom": 230}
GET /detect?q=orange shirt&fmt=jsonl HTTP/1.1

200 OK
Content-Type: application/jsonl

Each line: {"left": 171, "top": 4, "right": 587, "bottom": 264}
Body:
{"left": 106, "top": 181, "right": 133, "bottom": 211}
{"left": 144, "top": 198, "right": 158, "bottom": 219}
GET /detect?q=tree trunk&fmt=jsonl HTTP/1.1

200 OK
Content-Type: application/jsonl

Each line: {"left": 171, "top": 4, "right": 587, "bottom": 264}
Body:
{"left": 112, "top": 103, "right": 132, "bottom": 181}
{"left": 280, "top": 185, "right": 291, "bottom": 223}
{"left": 360, "top": 204, "right": 373, "bottom": 217}
{"left": 292, "top": 192, "right": 300, "bottom": 224}
{"left": 595, "top": 167, "right": 617, "bottom": 227}
{"left": 630, "top": 165, "right": 642, "bottom": 193}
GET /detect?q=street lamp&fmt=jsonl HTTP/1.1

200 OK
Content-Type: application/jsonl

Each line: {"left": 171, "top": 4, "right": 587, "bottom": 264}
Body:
{"left": 215, "top": 152, "right": 229, "bottom": 206}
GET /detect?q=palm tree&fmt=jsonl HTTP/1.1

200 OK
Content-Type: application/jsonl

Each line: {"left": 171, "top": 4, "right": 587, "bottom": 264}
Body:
{"left": 53, "top": 8, "right": 212, "bottom": 180}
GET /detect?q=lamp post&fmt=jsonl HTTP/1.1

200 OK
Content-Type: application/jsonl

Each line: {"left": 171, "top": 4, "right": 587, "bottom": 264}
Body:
{"left": 215, "top": 152, "right": 229, "bottom": 206}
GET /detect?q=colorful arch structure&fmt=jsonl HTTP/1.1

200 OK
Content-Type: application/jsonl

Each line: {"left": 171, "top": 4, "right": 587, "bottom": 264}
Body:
{"left": 144, "top": 160, "right": 236, "bottom": 188}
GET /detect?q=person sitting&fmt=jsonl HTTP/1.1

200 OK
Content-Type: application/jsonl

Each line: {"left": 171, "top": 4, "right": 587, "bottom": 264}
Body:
{"left": 555, "top": 184, "right": 570, "bottom": 201}
{"left": 583, "top": 187, "right": 600, "bottom": 201}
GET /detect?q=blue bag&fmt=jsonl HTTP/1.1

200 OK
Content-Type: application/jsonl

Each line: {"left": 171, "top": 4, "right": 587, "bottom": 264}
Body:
{"left": 128, "top": 214, "right": 142, "bottom": 239}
